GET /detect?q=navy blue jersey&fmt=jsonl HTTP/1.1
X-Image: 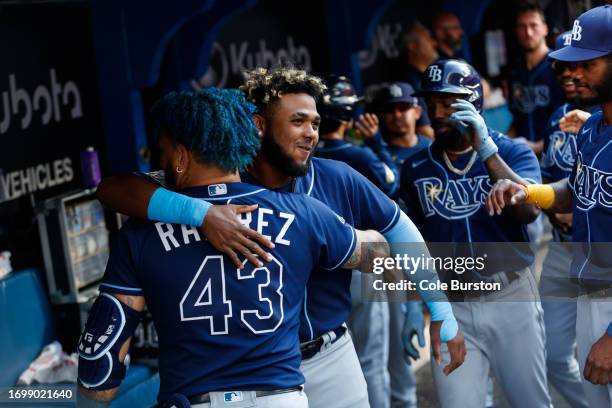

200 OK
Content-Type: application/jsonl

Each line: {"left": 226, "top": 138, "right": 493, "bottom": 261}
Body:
{"left": 387, "top": 135, "right": 432, "bottom": 168}
{"left": 568, "top": 112, "right": 612, "bottom": 287}
{"left": 505, "top": 55, "right": 563, "bottom": 142}
{"left": 400, "top": 130, "right": 541, "bottom": 275}
{"left": 541, "top": 103, "right": 580, "bottom": 182}
{"left": 99, "top": 182, "right": 356, "bottom": 401}
{"left": 242, "top": 158, "right": 400, "bottom": 341}
{"left": 315, "top": 139, "right": 398, "bottom": 197}
{"left": 292, "top": 158, "right": 399, "bottom": 340}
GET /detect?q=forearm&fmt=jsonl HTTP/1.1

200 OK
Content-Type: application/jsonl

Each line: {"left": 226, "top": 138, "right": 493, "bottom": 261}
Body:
{"left": 96, "top": 174, "right": 158, "bottom": 218}
{"left": 343, "top": 229, "right": 388, "bottom": 270}
{"left": 548, "top": 178, "right": 574, "bottom": 213}
{"left": 484, "top": 154, "right": 540, "bottom": 223}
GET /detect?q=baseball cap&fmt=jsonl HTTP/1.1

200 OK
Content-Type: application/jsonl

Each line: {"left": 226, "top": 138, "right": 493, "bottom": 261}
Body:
{"left": 554, "top": 30, "right": 572, "bottom": 51}
{"left": 549, "top": 5, "right": 612, "bottom": 61}
{"left": 375, "top": 82, "right": 418, "bottom": 105}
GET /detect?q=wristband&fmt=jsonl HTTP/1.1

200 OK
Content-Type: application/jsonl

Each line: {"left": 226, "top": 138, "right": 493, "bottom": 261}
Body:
{"left": 477, "top": 137, "right": 499, "bottom": 162}
{"left": 147, "top": 188, "right": 211, "bottom": 227}
{"left": 425, "top": 301, "right": 459, "bottom": 342}
{"left": 522, "top": 184, "right": 555, "bottom": 209}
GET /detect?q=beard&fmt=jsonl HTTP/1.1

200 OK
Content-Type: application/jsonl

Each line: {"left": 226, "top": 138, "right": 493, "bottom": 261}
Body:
{"left": 260, "top": 133, "right": 312, "bottom": 177}
{"left": 433, "top": 121, "right": 471, "bottom": 151}
{"left": 577, "top": 66, "right": 612, "bottom": 106}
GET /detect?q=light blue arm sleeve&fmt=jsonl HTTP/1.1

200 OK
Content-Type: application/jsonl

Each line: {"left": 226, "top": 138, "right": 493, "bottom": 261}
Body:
{"left": 382, "top": 211, "right": 458, "bottom": 342}
{"left": 147, "top": 188, "right": 211, "bottom": 227}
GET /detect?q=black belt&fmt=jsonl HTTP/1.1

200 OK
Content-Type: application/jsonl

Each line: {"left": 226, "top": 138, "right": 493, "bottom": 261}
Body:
{"left": 300, "top": 326, "right": 347, "bottom": 360}
{"left": 581, "top": 284, "right": 612, "bottom": 298}
{"left": 188, "top": 386, "right": 302, "bottom": 405}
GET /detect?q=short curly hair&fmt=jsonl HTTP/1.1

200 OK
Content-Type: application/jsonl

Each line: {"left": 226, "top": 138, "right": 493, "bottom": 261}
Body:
{"left": 151, "top": 88, "right": 260, "bottom": 172}
{"left": 239, "top": 66, "right": 327, "bottom": 114}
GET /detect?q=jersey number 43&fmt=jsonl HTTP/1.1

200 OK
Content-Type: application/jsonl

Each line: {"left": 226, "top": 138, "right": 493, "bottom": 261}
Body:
{"left": 180, "top": 255, "right": 284, "bottom": 335}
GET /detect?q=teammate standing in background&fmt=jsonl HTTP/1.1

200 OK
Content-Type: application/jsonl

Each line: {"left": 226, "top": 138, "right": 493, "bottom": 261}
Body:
{"left": 374, "top": 82, "right": 432, "bottom": 169}
{"left": 401, "top": 59, "right": 552, "bottom": 408}
{"left": 430, "top": 11, "right": 465, "bottom": 61}
{"left": 391, "top": 21, "right": 437, "bottom": 139}
{"left": 78, "top": 88, "right": 388, "bottom": 407}
{"left": 316, "top": 75, "right": 399, "bottom": 197}
{"left": 97, "top": 66, "right": 466, "bottom": 408}
{"left": 503, "top": 1, "right": 563, "bottom": 155}
{"left": 487, "top": 6, "right": 612, "bottom": 406}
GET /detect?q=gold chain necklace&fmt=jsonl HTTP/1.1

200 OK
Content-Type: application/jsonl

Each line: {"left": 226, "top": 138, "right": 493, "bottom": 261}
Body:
{"left": 442, "top": 149, "right": 478, "bottom": 176}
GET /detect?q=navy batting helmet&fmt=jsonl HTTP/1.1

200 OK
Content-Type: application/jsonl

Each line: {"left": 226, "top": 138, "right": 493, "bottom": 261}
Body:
{"left": 318, "top": 75, "right": 363, "bottom": 122}
{"left": 413, "top": 59, "right": 483, "bottom": 112}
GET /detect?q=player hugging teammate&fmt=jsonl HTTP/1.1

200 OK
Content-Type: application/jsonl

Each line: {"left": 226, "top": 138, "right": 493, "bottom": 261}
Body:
{"left": 76, "top": 5, "right": 612, "bottom": 408}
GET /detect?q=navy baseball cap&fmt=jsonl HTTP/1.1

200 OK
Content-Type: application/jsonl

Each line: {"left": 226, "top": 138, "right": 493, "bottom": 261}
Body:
{"left": 554, "top": 31, "right": 572, "bottom": 51}
{"left": 549, "top": 5, "right": 612, "bottom": 61}
{"left": 375, "top": 82, "right": 418, "bottom": 105}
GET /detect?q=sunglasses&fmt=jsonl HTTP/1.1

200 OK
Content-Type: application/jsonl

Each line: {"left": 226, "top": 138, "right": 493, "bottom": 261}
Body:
{"left": 382, "top": 103, "right": 415, "bottom": 113}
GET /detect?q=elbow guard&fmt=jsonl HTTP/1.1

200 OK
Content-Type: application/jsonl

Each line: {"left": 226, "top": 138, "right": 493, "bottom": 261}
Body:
{"left": 78, "top": 293, "right": 142, "bottom": 390}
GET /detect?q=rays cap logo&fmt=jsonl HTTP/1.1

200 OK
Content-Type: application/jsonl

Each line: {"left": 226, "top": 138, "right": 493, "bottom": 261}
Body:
{"left": 389, "top": 84, "right": 403, "bottom": 98}
{"left": 428, "top": 65, "right": 442, "bottom": 82}
{"left": 549, "top": 5, "right": 612, "bottom": 62}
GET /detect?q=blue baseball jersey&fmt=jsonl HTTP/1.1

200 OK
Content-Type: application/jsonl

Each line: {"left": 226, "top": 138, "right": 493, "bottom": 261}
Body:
{"left": 568, "top": 112, "right": 612, "bottom": 287}
{"left": 541, "top": 103, "right": 580, "bottom": 182}
{"left": 315, "top": 139, "right": 398, "bottom": 197}
{"left": 245, "top": 157, "right": 400, "bottom": 341}
{"left": 505, "top": 55, "right": 564, "bottom": 142}
{"left": 400, "top": 130, "right": 541, "bottom": 275}
{"left": 387, "top": 135, "right": 432, "bottom": 168}
{"left": 98, "top": 182, "right": 357, "bottom": 401}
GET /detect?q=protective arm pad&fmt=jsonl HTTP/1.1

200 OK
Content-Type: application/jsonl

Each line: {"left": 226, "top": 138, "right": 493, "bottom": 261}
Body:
{"left": 78, "top": 293, "right": 143, "bottom": 390}
{"left": 523, "top": 184, "right": 555, "bottom": 209}
{"left": 383, "top": 211, "right": 458, "bottom": 342}
{"left": 147, "top": 187, "right": 212, "bottom": 227}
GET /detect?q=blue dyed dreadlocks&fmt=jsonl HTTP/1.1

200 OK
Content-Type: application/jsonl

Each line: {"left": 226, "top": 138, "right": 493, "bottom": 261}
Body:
{"left": 151, "top": 88, "right": 260, "bottom": 172}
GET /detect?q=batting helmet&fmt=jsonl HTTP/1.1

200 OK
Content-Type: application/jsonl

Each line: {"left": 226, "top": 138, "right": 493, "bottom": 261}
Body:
{"left": 413, "top": 59, "right": 483, "bottom": 112}
{"left": 318, "top": 75, "right": 363, "bottom": 122}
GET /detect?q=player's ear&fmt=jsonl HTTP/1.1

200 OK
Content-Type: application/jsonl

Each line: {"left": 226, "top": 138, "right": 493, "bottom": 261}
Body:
{"left": 253, "top": 114, "right": 266, "bottom": 138}
{"left": 175, "top": 143, "right": 189, "bottom": 171}
{"left": 414, "top": 104, "right": 422, "bottom": 120}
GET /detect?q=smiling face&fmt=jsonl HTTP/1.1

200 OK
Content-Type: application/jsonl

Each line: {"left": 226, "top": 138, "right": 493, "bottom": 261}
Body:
{"left": 381, "top": 102, "right": 421, "bottom": 137}
{"left": 259, "top": 93, "right": 320, "bottom": 177}
{"left": 567, "top": 56, "right": 612, "bottom": 106}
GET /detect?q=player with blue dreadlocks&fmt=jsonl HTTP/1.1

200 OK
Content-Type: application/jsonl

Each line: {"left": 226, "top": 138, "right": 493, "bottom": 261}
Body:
{"left": 78, "top": 87, "right": 388, "bottom": 407}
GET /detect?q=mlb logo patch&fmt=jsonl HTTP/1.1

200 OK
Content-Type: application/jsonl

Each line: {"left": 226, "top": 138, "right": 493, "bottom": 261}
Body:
{"left": 224, "top": 391, "right": 243, "bottom": 403}
{"left": 209, "top": 184, "right": 228, "bottom": 196}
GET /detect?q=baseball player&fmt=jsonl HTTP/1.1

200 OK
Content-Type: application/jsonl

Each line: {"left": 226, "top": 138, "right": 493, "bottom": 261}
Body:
{"left": 371, "top": 82, "right": 432, "bottom": 408}
{"left": 503, "top": 1, "right": 564, "bottom": 154}
{"left": 316, "top": 75, "right": 399, "bottom": 198}
{"left": 536, "top": 30, "right": 600, "bottom": 408}
{"left": 315, "top": 75, "right": 394, "bottom": 408}
{"left": 400, "top": 59, "right": 552, "bottom": 407}
{"left": 97, "top": 66, "right": 466, "bottom": 408}
{"left": 78, "top": 88, "right": 388, "bottom": 407}
{"left": 487, "top": 6, "right": 612, "bottom": 406}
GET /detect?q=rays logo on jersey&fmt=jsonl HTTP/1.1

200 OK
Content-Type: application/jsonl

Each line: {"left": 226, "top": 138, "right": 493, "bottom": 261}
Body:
{"left": 572, "top": 152, "right": 612, "bottom": 211}
{"left": 414, "top": 175, "right": 491, "bottom": 219}
{"left": 541, "top": 130, "right": 577, "bottom": 172}
{"left": 511, "top": 83, "right": 551, "bottom": 113}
